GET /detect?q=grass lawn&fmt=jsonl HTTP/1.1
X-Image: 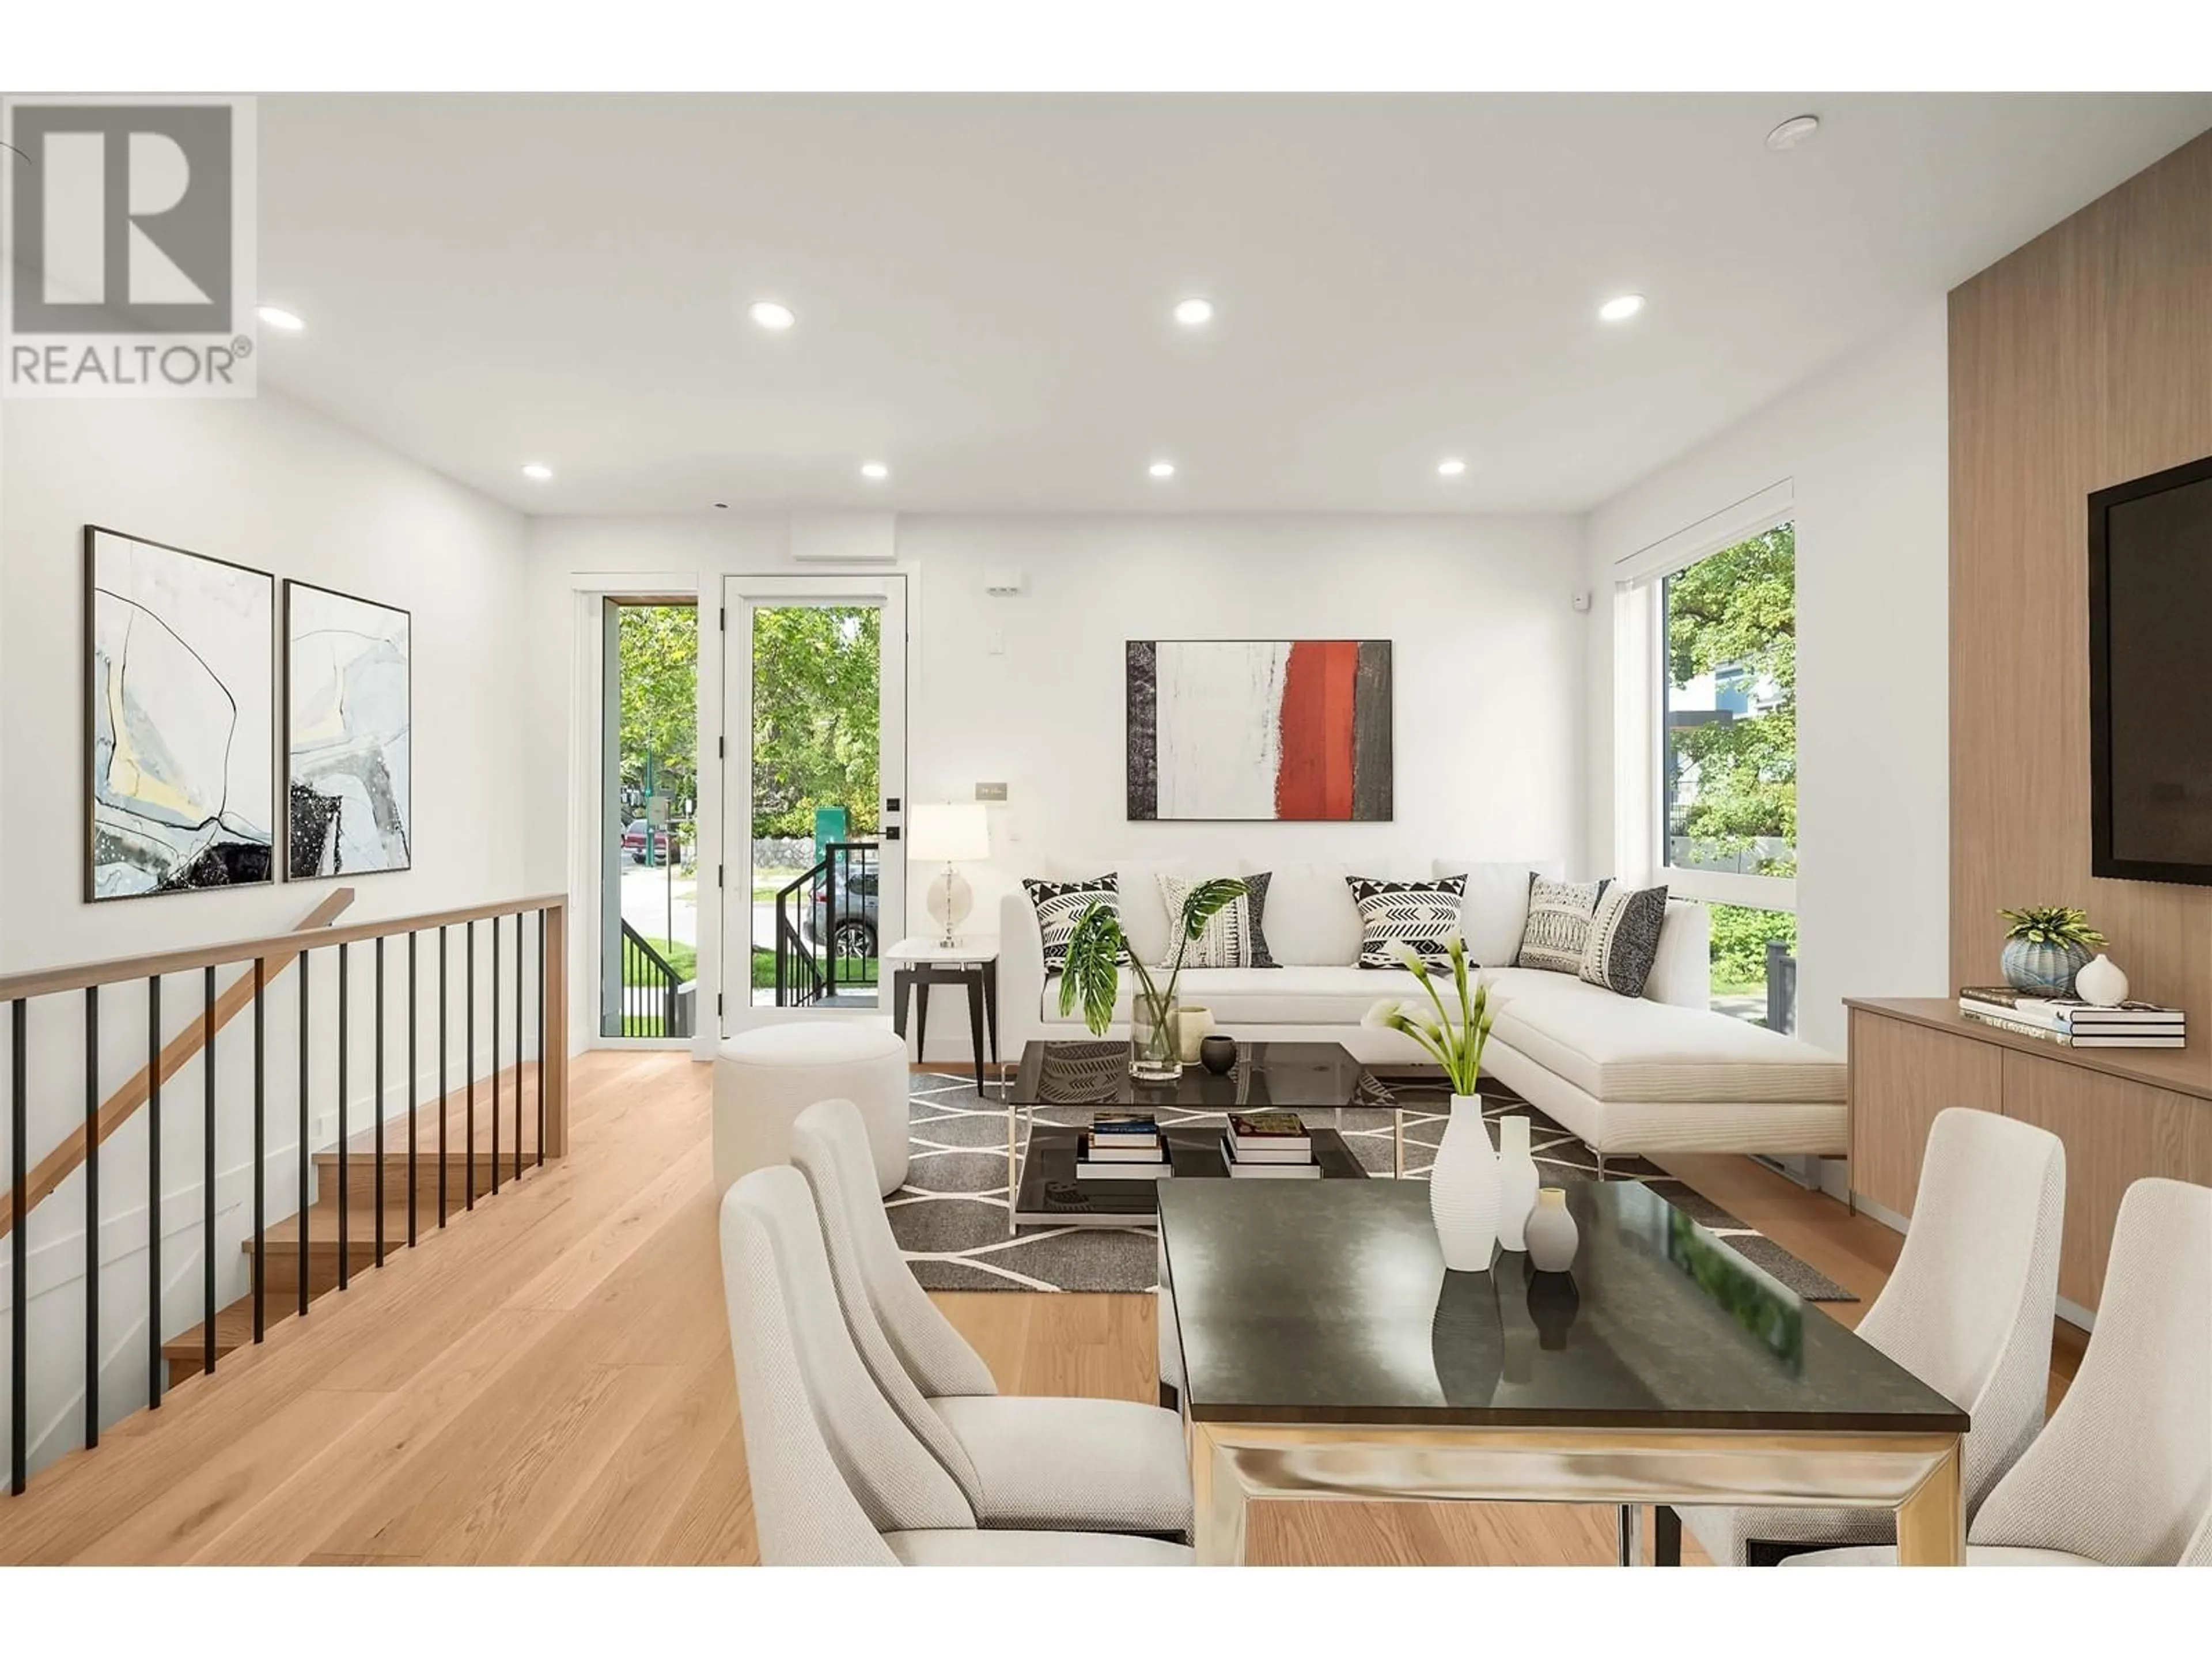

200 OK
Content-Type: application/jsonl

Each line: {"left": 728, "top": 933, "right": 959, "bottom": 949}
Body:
{"left": 624, "top": 936, "right": 698, "bottom": 984}
{"left": 752, "top": 865, "right": 808, "bottom": 902}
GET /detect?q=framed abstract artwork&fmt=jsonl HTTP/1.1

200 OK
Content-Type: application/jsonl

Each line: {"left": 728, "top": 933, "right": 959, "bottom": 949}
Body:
{"left": 1127, "top": 639, "right": 1393, "bottom": 821}
{"left": 85, "top": 526, "right": 277, "bottom": 900}
{"left": 285, "top": 580, "right": 412, "bottom": 877}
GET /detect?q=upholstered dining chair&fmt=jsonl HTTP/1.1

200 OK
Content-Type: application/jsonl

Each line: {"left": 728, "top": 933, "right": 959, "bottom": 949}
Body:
{"left": 1673, "top": 1107, "right": 2066, "bottom": 1565}
{"left": 789, "top": 1097, "right": 1195, "bottom": 1539}
{"left": 720, "top": 1166, "right": 1192, "bottom": 1566}
{"left": 1783, "top": 1177, "right": 2212, "bottom": 1567}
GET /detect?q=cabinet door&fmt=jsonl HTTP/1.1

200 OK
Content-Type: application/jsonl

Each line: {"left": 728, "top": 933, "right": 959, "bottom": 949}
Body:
{"left": 1999, "top": 1052, "right": 2202, "bottom": 1310}
{"left": 1850, "top": 1012, "right": 2003, "bottom": 1218}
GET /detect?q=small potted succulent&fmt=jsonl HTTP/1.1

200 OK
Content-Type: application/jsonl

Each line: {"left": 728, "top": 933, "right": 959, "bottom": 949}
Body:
{"left": 1999, "top": 904, "right": 2108, "bottom": 997}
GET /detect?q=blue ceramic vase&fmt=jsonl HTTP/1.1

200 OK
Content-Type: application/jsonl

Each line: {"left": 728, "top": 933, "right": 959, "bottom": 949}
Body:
{"left": 2002, "top": 936, "right": 2091, "bottom": 997}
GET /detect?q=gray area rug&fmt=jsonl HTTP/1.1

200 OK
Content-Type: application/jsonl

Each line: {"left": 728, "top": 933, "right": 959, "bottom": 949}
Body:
{"left": 892, "top": 1071, "right": 1857, "bottom": 1302}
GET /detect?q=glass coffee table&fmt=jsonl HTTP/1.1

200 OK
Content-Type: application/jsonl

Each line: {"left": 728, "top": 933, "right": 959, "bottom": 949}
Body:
{"left": 1002, "top": 1039, "right": 1396, "bottom": 1232}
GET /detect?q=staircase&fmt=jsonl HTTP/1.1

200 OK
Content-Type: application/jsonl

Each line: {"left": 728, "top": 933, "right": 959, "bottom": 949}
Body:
{"left": 162, "top": 1075, "right": 541, "bottom": 1386}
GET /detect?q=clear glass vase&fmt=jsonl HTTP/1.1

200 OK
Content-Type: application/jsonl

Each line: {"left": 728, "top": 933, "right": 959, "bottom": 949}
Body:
{"left": 1130, "top": 992, "right": 1184, "bottom": 1082}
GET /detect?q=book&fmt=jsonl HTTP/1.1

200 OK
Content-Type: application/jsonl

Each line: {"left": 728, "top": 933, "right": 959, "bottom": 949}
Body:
{"left": 1959, "top": 987, "right": 2184, "bottom": 1033}
{"left": 1227, "top": 1112, "right": 1312, "bottom": 1158}
{"left": 1089, "top": 1111, "right": 1160, "bottom": 1137}
{"left": 1219, "top": 1137, "right": 1320, "bottom": 1178}
{"left": 1074, "top": 1157, "right": 1175, "bottom": 1181}
{"left": 1961, "top": 1008, "right": 2185, "bottom": 1047}
{"left": 1079, "top": 1141, "right": 1168, "bottom": 1162}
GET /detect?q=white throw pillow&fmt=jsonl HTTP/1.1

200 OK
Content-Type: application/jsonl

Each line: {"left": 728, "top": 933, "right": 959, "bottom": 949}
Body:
{"left": 1431, "top": 859, "right": 1566, "bottom": 968}
{"left": 1156, "top": 873, "right": 1258, "bottom": 968}
{"left": 1255, "top": 862, "right": 1365, "bottom": 965}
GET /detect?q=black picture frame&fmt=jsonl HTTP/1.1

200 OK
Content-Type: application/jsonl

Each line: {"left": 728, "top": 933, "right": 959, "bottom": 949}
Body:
{"left": 83, "top": 524, "right": 278, "bottom": 903}
{"left": 283, "top": 577, "right": 415, "bottom": 880}
{"left": 2088, "top": 450, "right": 2212, "bottom": 887}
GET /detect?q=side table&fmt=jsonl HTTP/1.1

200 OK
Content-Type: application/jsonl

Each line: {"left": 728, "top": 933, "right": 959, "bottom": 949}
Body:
{"left": 884, "top": 936, "right": 999, "bottom": 1095}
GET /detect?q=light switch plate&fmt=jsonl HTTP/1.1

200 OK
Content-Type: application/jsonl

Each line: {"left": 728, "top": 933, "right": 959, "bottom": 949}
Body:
{"left": 974, "top": 782, "right": 1009, "bottom": 801}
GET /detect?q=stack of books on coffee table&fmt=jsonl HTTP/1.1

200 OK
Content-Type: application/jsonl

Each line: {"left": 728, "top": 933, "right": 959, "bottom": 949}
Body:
{"left": 1220, "top": 1112, "right": 1321, "bottom": 1179}
{"left": 1074, "top": 1111, "right": 1173, "bottom": 1180}
{"left": 1958, "top": 986, "right": 2186, "bottom": 1048}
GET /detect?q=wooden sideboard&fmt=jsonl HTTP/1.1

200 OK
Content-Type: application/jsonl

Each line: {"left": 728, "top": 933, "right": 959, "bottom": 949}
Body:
{"left": 1847, "top": 998, "right": 2212, "bottom": 1316}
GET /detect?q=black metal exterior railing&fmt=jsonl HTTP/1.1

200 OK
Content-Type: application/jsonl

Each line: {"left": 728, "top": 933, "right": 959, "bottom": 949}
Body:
{"left": 618, "top": 921, "right": 689, "bottom": 1037}
{"left": 772, "top": 840, "right": 880, "bottom": 1008}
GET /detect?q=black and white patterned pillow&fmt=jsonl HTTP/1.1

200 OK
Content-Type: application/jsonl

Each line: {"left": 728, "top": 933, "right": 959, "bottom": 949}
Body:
{"left": 1515, "top": 874, "right": 1609, "bottom": 974}
{"left": 1243, "top": 871, "right": 1279, "bottom": 969}
{"left": 1580, "top": 883, "right": 1669, "bottom": 998}
{"left": 1157, "top": 873, "right": 1256, "bottom": 968}
{"left": 1346, "top": 875, "right": 1467, "bottom": 970}
{"left": 1024, "top": 875, "right": 1126, "bottom": 974}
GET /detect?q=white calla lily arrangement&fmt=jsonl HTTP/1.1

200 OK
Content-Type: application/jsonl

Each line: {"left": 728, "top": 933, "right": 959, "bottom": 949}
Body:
{"left": 1361, "top": 935, "right": 1495, "bottom": 1093}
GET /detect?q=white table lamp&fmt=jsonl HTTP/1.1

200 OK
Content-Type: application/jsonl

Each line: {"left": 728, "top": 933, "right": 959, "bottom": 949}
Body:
{"left": 908, "top": 802, "right": 990, "bottom": 948}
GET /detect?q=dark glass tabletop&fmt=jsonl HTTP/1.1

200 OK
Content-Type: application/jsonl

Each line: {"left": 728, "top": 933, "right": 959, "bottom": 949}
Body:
{"left": 1007, "top": 1039, "right": 1372, "bottom": 1109}
{"left": 1156, "top": 1179, "right": 1969, "bottom": 1433}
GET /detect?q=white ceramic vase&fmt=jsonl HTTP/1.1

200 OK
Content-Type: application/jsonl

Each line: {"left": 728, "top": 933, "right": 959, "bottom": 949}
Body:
{"left": 1176, "top": 1006, "right": 1215, "bottom": 1063}
{"left": 1429, "top": 1094, "right": 1501, "bottom": 1273}
{"left": 2074, "top": 953, "right": 2129, "bottom": 1007}
{"left": 1495, "top": 1115, "right": 1540, "bottom": 1251}
{"left": 1524, "top": 1188, "right": 1581, "bottom": 1274}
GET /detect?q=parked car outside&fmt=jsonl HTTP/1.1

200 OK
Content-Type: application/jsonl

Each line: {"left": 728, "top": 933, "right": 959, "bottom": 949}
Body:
{"left": 621, "top": 819, "right": 683, "bottom": 864}
{"left": 800, "top": 860, "right": 878, "bottom": 959}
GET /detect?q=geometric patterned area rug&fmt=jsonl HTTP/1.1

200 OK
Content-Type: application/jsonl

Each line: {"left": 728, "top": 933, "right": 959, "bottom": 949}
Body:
{"left": 891, "top": 1071, "right": 1856, "bottom": 1302}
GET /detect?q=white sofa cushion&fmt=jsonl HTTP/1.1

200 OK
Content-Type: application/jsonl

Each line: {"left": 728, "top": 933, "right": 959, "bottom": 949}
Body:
{"left": 1430, "top": 858, "right": 1565, "bottom": 969}
{"left": 1488, "top": 984, "right": 1847, "bottom": 1104}
{"left": 1043, "top": 964, "right": 1564, "bottom": 1028}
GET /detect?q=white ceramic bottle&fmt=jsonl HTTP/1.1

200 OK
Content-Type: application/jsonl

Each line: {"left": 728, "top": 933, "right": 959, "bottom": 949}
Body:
{"left": 1495, "top": 1115, "right": 1540, "bottom": 1251}
{"left": 1524, "top": 1188, "right": 1581, "bottom": 1274}
{"left": 1428, "top": 1094, "right": 1501, "bottom": 1273}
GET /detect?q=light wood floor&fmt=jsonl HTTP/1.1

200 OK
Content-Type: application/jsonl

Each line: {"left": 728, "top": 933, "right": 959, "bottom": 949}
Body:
{"left": 0, "top": 1050, "right": 2084, "bottom": 1566}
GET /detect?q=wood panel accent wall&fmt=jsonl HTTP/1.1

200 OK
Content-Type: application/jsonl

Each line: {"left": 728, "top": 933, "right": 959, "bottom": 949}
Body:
{"left": 1950, "top": 128, "right": 2212, "bottom": 1006}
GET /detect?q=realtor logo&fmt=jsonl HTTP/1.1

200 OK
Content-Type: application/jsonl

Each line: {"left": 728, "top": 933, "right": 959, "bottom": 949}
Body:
{"left": 2, "top": 95, "right": 257, "bottom": 396}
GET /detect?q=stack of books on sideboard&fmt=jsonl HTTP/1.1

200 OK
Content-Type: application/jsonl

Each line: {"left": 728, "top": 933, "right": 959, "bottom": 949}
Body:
{"left": 1958, "top": 986, "right": 2186, "bottom": 1048}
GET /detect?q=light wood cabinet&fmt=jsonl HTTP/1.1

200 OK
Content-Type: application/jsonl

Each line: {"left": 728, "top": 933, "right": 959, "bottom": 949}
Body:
{"left": 1847, "top": 997, "right": 2212, "bottom": 1316}
{"left": 1847, "top": 1008, "right": 2002, "bottom": 1218}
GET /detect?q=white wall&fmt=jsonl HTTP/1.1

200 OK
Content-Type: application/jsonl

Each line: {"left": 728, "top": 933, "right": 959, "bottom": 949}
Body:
{"left": 521, "top": 512, "right": 1591, "bottom": 1056}
{"left": 1581, "top": 300, "right": 1950, "bottom": 1056}
{"left": 1, "top": 389, "right": 529, "bottom": 1472}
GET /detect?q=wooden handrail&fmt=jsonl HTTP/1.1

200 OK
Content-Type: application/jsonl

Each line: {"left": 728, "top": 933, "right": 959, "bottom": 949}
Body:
{"left": 0, "top": 891, "right": 567, "bottom": 1005}
{"left": 3, "top": 889, "right": 356, "bottom": 1242}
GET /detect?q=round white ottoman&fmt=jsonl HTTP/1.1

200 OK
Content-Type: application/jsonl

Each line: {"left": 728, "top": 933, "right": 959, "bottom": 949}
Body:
{"left": 714, "top": 1022, "right": 910, "bottom": 1197}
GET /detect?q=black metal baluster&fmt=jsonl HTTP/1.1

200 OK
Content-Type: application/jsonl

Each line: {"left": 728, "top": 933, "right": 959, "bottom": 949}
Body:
{"left": 147, "top": 974, "right": 162, "bottom": 1410}
{"left": 202, "top": 965, "right": 217, "bottom": 1378}
{"left": 374, "top": 937, "right": 385, "bottom": 1268}
{"left": 297, "top": 950, "right": 310, "bottom": 1319}
{"left": 252, "top": 960, "right": 264, "bottom": 1343}
{"left": 465, "top": 921, "right": 476, "bottom": 1211}
{"left": 84, "top": 986, "right": 100, "bottom": 1448}
{"left": 438, "top": 926, "right": 449, "bottom": 1228}
{"left": 11, "top": 999, "right": 28, "bottom": 1493}
{"left": 407, "top": 932, "right": 418, "bottom": 1248}
{"left": 536, "top": 911, "right": 546, "bottom": 1167}
{"left": 514, "top": 914, "right": 524, "bottom": 1181}
{"left": 491, "top": 915, "right": 501, "bottom": 1196}
{"left": 337, "top": 943, "right": 350, "bottom": 1291}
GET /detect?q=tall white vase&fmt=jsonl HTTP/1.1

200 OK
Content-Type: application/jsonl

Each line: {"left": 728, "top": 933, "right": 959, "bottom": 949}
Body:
{"left": 1429, "top": 1093, "right": 1501, "bottom": 1273}
{"left": 1495, "top": 1115, "right": 1540, "bottom": 1251}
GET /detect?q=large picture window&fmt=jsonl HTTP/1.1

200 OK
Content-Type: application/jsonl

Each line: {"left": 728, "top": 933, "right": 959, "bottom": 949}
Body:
{"left": 1658, "top": 521, "right": 1797, "bottom": 1026}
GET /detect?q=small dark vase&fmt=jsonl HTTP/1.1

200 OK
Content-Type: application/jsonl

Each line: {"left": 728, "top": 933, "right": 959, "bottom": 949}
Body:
{"left": 1199, "top": 1035, "right": 1239, "bottom": 1075}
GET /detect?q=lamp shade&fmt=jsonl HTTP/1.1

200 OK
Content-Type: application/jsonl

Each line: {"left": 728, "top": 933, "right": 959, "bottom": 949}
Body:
{"left": 907, "top": 802, "right": 990, "bottom": 862}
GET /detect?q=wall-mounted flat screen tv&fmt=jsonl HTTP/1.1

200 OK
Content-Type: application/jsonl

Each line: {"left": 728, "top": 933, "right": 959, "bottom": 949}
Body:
{"left": 2090, "top": 452, "right": 2212, "bottom": 884}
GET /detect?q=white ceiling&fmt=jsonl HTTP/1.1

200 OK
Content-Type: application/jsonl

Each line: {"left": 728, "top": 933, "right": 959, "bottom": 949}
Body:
{"left": 256, "top": 93, "right": 2212, "bottom": 517}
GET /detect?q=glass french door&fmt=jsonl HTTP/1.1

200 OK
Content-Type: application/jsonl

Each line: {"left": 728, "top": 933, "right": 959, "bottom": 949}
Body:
{"left": 721, "top": 574, "right": 907, "bottom": 1031}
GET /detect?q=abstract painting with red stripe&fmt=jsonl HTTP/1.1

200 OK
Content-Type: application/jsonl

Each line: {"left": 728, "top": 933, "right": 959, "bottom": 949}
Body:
{"left": 1126, "top": 640, "right": 1392, "bottom": 821}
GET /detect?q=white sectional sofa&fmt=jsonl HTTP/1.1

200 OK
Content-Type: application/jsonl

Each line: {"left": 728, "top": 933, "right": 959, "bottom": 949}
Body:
{"left": 996, "top": 859, "right": 1847, "bottom": 1159}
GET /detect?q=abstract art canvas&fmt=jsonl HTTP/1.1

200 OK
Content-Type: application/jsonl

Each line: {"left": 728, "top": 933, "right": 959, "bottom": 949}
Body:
{"left": 86, "top": 527, "right": 276, "bottom": 900}
{"left": 1127, "top": 639, "right": 1392, "bottom": 821}
{"left": 286, "top": 581, "right": 412, "bottom": 877}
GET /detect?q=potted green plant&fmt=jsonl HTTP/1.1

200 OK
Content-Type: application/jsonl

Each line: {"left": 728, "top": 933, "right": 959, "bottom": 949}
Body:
{"left": 1998, "top": 904, "right": 2108, "bottom": 997}
{"left": 1060, "top": 878, "right": 1246, "bottom": 1081}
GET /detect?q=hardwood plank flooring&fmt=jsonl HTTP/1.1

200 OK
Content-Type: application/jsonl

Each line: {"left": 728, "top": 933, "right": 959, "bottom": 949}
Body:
{"left": 0, "top": 1051, "right": 2084, "bottom": 1566}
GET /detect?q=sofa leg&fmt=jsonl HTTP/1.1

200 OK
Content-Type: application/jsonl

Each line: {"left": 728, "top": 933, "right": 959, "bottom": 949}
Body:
{"left": 1594, "top": 1153, "right": 1608, "bottom": 1182}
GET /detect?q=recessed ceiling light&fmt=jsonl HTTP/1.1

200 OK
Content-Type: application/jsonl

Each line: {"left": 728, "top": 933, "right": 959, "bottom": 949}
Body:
{"left": 1173, "top": 297, "right": 1214, "bottom": 327}
{"left": 860, "top": 461, "right": 889, "bottom": 481}
{"left": 1437, "top": 458, "right": 1468, "bottom": 478}
{"left": 256, "top": 305, "right": 305, "bottom": 332}
{"left": 1599, "top": 294, "right": 1646, "bottom": 323}
{"left": 1148, "top": 460, "right": 1176, "bottom": 479}
{"left": 521, "top": 463, "right": 553, "bottom": 482}
{"left": 1766, "top": 113, "right": 1821, "bottom": 151}
{"left": 748, "top": 300, "right": 796, "bottom": 331}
